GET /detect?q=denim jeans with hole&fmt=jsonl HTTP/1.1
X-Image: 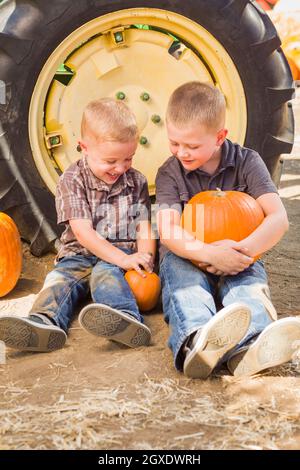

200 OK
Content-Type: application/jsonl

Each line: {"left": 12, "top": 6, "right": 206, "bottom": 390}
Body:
{"left": 29, "top": 248, "right": 142, "bottom": 333}
{"left": 159, "top": 251, "right": 276, "bottom": 370}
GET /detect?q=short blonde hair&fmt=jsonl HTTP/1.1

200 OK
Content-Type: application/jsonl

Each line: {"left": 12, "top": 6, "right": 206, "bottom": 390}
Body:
{"left": 81, "top": 98, "right": 139, "bottom": 143}
{"left": 166, "top": 81, "right": 226, "bottom": 131}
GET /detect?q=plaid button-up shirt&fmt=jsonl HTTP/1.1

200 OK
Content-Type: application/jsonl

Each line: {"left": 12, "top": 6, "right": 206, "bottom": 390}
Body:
{"left": 55, "top": 157, "right": 151, "bottom": 260}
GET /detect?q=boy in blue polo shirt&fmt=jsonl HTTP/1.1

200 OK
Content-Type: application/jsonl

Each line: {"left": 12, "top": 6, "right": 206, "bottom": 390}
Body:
{"left": 155, "top": 81, "right": 300, "bottom": 379}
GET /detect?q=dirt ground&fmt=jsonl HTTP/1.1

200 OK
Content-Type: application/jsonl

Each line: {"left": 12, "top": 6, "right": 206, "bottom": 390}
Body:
{"left": 0, "top": 91, "right": 300, "bottom": 451}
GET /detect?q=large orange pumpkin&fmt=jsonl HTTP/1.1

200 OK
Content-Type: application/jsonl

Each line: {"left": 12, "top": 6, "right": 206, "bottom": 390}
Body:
{"left": 0, "top": 213, "right": 22, "bottom": 297}
{"left": 125, "top": 270, "right": 161, "bottom": 312}
{"left": 181, "top": 189, "right": 264, "bottom": 267}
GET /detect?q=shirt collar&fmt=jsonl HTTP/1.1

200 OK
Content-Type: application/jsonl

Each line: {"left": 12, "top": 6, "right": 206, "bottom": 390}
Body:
{"left": 82, "top": 156, "right": 135, "bottom": 191}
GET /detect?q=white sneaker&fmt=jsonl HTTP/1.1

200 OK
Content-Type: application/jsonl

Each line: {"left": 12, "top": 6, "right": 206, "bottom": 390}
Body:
{"left": 227, "top": 317, "right": 300, "bottom": 377}
{"left": 79, "top": 303, "right": 151, "bottom": 348}
{"left": 183, "top": 303, "right": 251, "bottom": 379}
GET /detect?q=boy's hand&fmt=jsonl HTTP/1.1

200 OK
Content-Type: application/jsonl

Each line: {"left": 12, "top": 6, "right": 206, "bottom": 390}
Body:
{"left": 197, "top": 262, "right": 225, "bottom": 276}
{"left": 211, "top": 240, "right": 253, "bottom": 275}
{"left": 198, "top": 240, "right": 239, "bottom": 273}
{"left": 210, "top": 239, "right": 244, "bottom": 249}
{"left": 120, "top": 252, "right": 153, "bottom": 277}
{"left": 199, "top": 243, "right": 253, "bottom": 276}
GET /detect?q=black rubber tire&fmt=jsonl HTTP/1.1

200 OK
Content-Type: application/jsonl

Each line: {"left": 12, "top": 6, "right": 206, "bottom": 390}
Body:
{"left": 0, "top": 0, "right": 295, "bottom": 255}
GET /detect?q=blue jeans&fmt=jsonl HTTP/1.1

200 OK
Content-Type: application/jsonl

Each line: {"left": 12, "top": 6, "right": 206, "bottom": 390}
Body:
{"left": 159, "top": 252, "right": 275, "bottom": 370}
{"left": 29, "top": 249, "right": 143, "bottom": 332}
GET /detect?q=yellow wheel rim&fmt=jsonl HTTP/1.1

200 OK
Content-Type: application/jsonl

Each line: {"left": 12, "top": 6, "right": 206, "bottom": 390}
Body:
{"left": 29, "top": 8, "right": 247, "bottom": 195}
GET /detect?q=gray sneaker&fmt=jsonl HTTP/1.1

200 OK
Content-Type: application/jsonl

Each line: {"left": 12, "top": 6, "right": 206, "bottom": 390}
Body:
{"left": 227, "top": 317, "right": 300, "bottom": 377}
{"left": 0, "top": 314, "right": 67, "bottom": 352}
{"left": 79, "top": 303, "right": 151, "bottom": 348}
{"left": 183, "top": 303, "right": 251, "bottom": 379}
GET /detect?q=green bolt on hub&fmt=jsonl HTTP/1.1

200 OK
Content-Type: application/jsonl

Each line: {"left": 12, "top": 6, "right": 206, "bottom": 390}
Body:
{"left": 116, "top": 91, "right": 126, "bottom": 100}
{"left": 49, "top": 136, "right": 60, "bottom": 146}
{"left": 151, "top": 114, "right": 161, "bottom": 124}
{"left": 140, "top": 92, "right": 150, "bottom": 101}
{"left": 140, "top": 136, "right": 148, "bottom": 145}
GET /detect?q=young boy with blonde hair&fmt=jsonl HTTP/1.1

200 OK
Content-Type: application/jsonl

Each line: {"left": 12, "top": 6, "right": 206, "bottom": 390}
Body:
{"left": 0, "top": 98, "right": 155, "bottom": 352}
{"left": 156, "top": 81, "right": 300, "bottom": 379}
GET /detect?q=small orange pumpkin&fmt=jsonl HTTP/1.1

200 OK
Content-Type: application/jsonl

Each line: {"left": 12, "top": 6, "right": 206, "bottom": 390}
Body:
{"left": 0, "top": 213, "right": 22, "bottom": 297}
{"left": 125, "top": 270, "right": 161, "bottom": 312}
{"left": 181, "top": 189, "right": 264, "bottom": 268}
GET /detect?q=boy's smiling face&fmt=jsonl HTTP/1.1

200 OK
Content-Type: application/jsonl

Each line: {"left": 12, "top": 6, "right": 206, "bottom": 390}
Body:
{"left": 167, "top": 120, "right": 228, "bottom": 172}
{"left": 79, "top": 136, "right": 138, "bottom": 185}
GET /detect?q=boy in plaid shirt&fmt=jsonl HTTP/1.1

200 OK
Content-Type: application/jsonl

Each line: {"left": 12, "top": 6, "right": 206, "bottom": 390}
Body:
{"left": 0, "top": 98, "right": 155, "bottom": 352}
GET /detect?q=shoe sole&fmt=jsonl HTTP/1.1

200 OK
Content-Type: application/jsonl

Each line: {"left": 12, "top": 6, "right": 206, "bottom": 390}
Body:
{"left": 0, "top": 316, "right": 67, "bottom": 352}
{"left": 232, "top": 317, "right": 300, "bottom": 377}
{"left": 183, "top": 303, "right": 251, "bottom": 379}
{"left": 79, "top": 304, "right": 151, "bottom": 348}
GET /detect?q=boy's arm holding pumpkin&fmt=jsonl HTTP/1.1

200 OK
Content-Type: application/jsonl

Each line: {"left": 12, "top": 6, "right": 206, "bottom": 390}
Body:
{"left": 231, "top": 192, "right": 288, "bottom": 256}
{"left": 136, "top": 219, "right": 156, "bottom": 270}
{"left": 206, "top": 193, "right": 289, "bottom": 275}
{"left": 69, "top": 219, "right": 153, "bottom": 277}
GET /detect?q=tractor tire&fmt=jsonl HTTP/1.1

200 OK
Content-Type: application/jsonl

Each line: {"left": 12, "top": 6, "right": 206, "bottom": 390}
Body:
{"left": 0, "top": 0, "right": 294, "bottom": 255}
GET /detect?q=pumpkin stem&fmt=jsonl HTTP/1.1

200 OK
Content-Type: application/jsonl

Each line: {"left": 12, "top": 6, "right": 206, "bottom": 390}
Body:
{"left": 215, "top": 187, "right": 226, "bottom": 197}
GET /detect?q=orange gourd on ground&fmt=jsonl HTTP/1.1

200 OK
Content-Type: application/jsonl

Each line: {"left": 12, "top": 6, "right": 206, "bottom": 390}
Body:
{"left": 257, "top": 0, "right": 278, "bottom": 10}
{"left": 0, "top": 213, "right": 22, "bottom": 297}
{"left": 181, "top": 189, "right": 264, "bottom": 268}
{"left": 125, "top": 270, "right": 161, "bottom": 312}
{"left": 286, "top": 55, "right": 299, "bottom": 81}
